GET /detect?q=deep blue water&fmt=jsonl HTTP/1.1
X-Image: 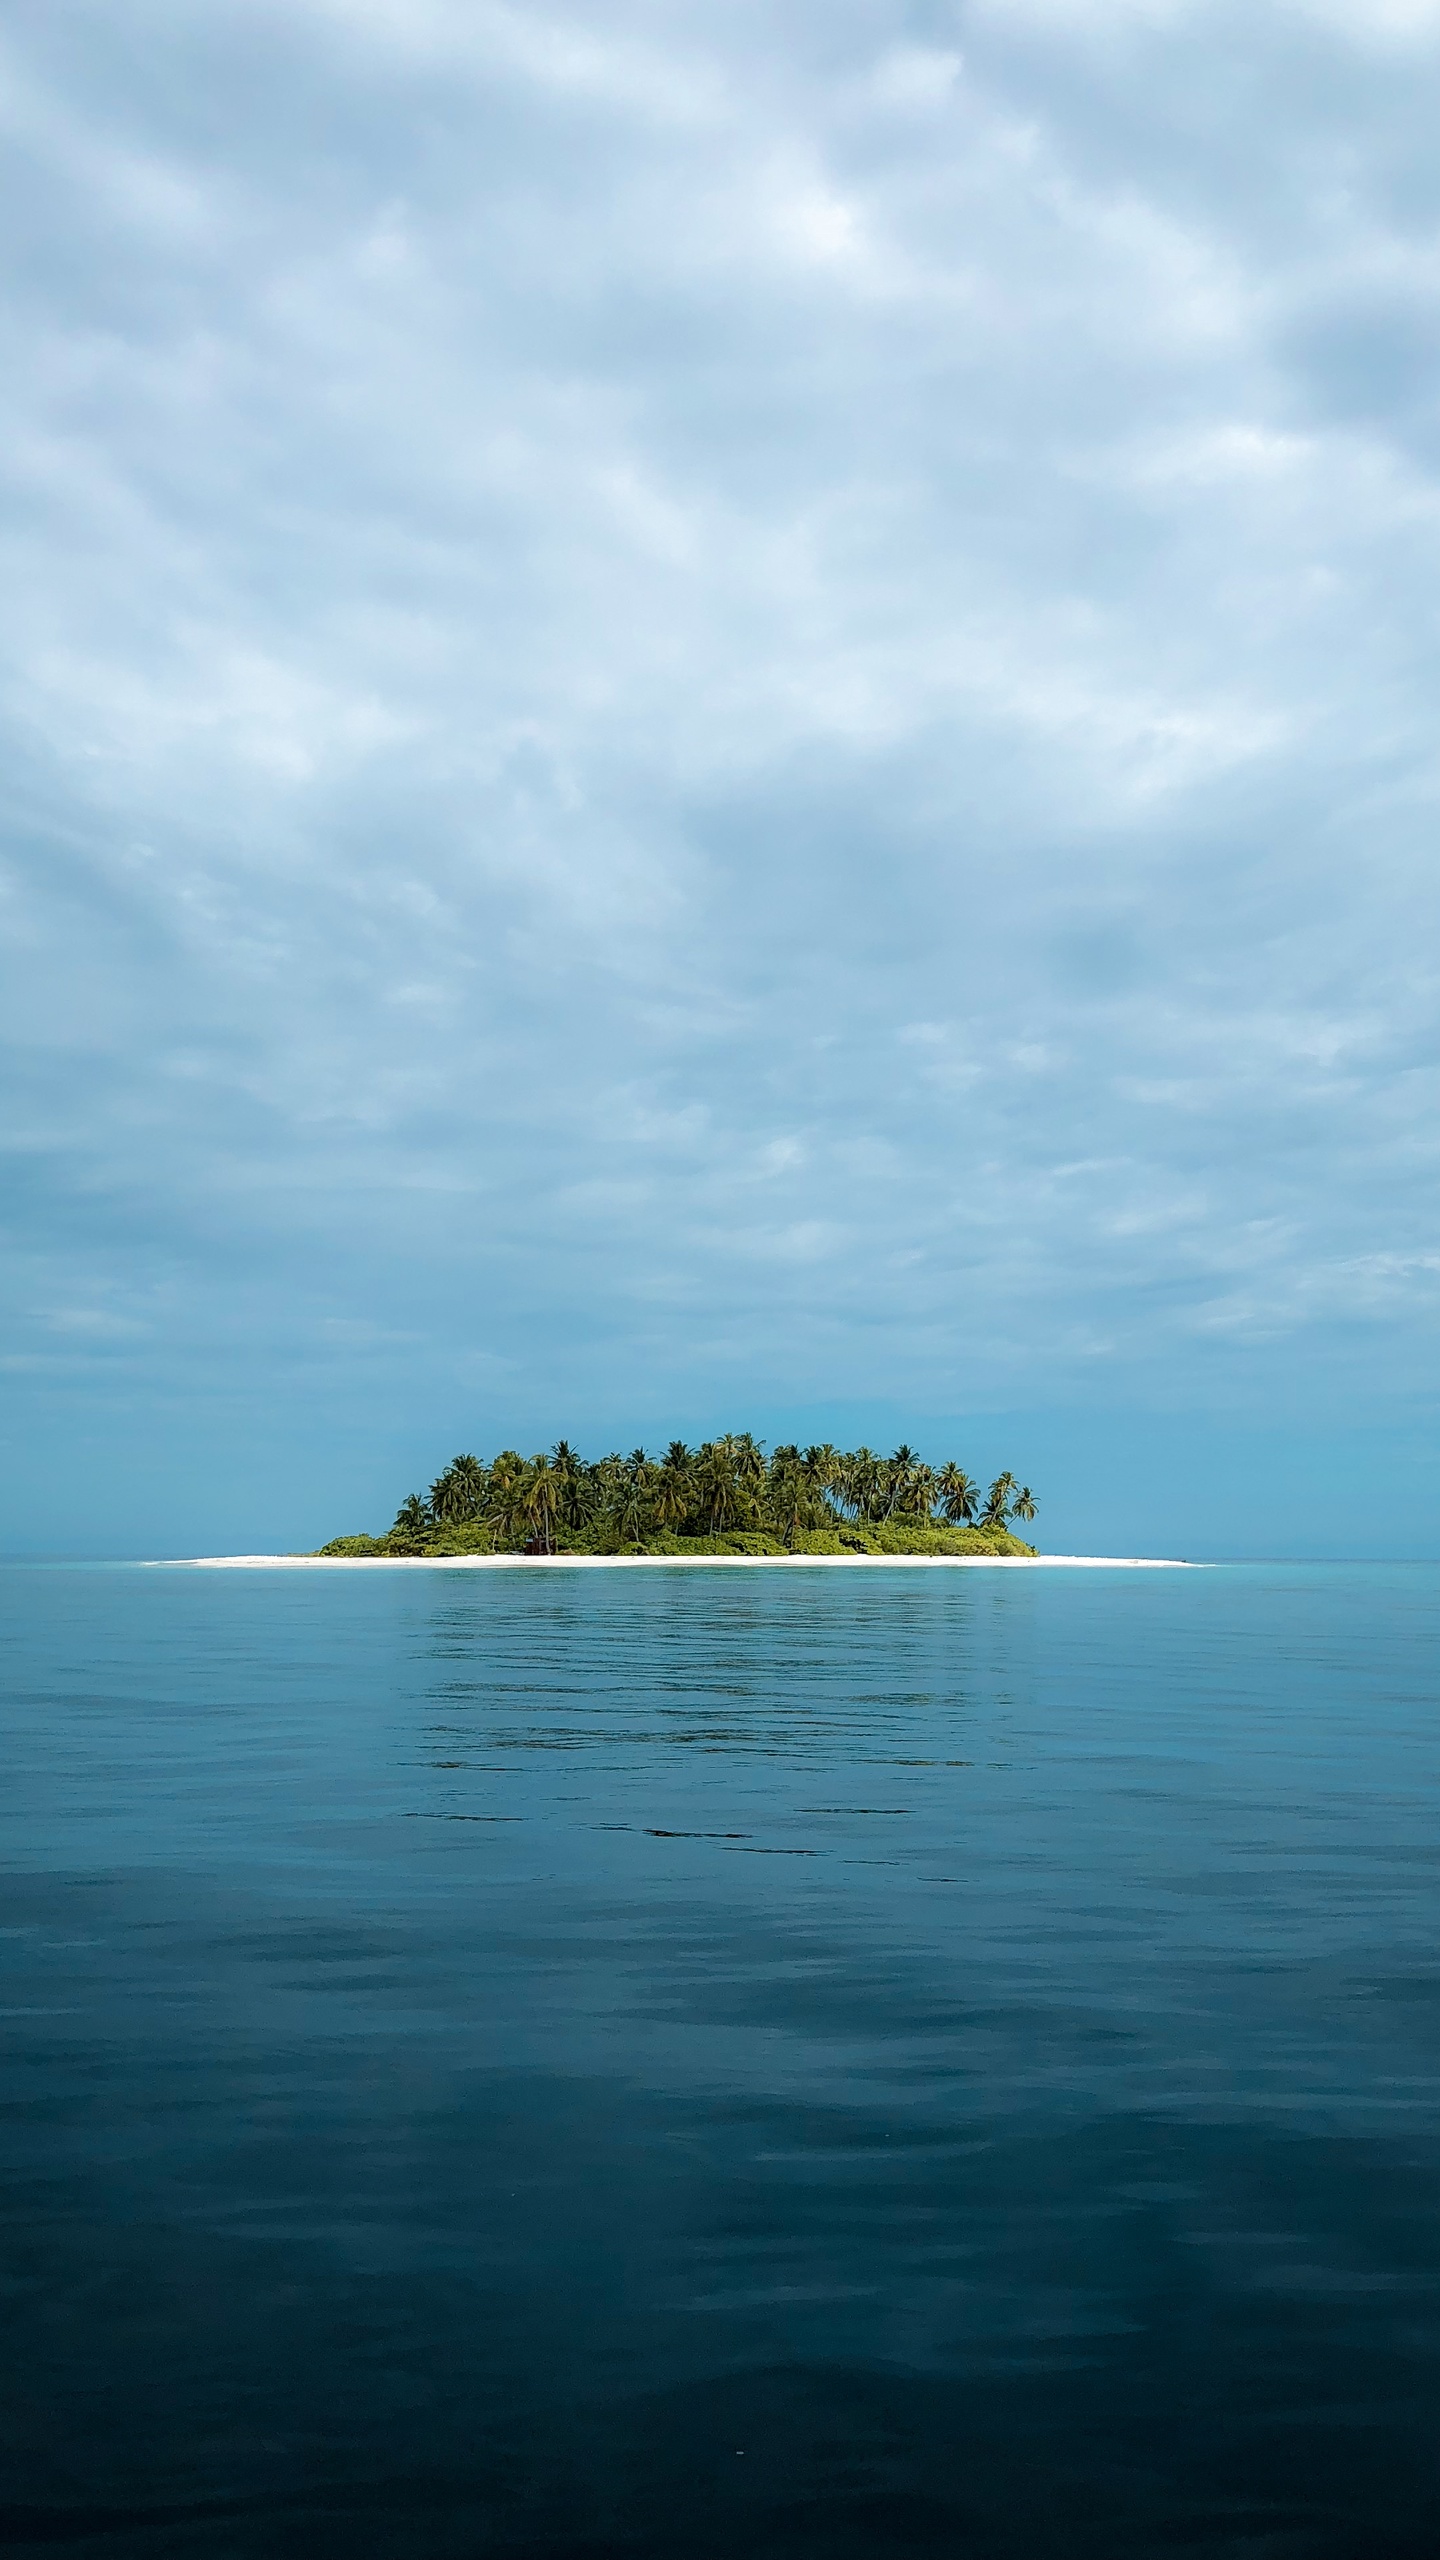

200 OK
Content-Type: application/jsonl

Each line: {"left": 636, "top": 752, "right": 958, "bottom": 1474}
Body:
{"left": 5, "top": 1560, "right": 1440, "bottom": 2558}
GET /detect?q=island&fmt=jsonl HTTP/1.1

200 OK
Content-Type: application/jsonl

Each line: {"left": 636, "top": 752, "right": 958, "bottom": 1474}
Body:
{"left": 319, "top": 1439, "right": 1038, "bottom": 1560}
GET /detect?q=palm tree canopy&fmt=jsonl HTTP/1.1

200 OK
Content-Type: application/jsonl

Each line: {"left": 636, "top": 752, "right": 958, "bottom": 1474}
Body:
{"left": 350, "top": 1437, "right": 1037, "bottom": 1556}
{"left": 937, "top": 1463, "right": 979, "bottom": 1523}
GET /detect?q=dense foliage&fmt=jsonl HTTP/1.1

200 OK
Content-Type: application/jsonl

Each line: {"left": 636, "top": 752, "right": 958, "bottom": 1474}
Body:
{"left": 319, "top": 1439, "right": 1039, "bottom": 1558}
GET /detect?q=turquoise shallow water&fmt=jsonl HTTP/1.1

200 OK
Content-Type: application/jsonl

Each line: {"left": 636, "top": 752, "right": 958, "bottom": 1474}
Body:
{"left": 4, "top": 1560, "right": 1440, "bottom": 2557}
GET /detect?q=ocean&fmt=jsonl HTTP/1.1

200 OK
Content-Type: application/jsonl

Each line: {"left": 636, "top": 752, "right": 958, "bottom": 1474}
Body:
{"left": 4, "top": 1559, "right": 1440, "bottom": 2556}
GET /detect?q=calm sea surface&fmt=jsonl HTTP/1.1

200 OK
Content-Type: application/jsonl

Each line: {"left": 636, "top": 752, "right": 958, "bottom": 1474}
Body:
{"left": 5, "top": 1561, "right": 1440, "bottom": 2557}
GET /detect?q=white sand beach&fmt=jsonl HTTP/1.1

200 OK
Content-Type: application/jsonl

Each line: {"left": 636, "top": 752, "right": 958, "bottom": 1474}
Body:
{"left": 166, "top": 1552, "right": 1194, "bottom": 1570}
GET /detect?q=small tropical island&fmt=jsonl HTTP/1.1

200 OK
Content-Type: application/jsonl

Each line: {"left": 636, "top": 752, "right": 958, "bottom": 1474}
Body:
{"left": 319, "top": 1439, "right": 1038, "bottom": 1560}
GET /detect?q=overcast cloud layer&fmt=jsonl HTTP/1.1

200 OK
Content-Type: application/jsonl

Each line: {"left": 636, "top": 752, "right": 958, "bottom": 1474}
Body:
{"left": 5, "top": 0, "right": 1440, "bottom": 1549}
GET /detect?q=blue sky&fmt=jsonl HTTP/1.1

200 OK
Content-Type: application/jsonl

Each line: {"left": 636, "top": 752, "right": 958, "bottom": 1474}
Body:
{"left": 5, "top": 0, "right": 1440, "bottom": 1556}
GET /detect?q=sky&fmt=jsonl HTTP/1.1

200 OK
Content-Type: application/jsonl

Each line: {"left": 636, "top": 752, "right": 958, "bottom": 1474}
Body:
{"left": 5, "top": 0, "right": 1440, "bottom": 1557}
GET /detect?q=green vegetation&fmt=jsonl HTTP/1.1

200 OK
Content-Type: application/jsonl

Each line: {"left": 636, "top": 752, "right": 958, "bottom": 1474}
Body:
{"left": 318, "top": 1440, "right": 1038, "bottom": 1559}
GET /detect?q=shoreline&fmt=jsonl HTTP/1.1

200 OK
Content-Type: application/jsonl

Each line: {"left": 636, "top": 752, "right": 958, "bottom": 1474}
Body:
{"left": 161, "top": 1552, "right": 1194, "bottom": 1571}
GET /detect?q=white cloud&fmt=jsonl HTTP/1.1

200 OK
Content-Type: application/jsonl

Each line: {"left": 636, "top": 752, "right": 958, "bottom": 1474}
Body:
{"left": 1284, "top": 0, "right": 1440, "bottom": 43}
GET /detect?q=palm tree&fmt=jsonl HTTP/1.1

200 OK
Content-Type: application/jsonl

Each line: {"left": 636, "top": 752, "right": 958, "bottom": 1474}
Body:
{"left": 654, "top": 1453, "right": 692, "bottom": 1532}
{"left": 882, "top": 1446, "right": 917, "bottom": 1519}
{"left": 485, "top": 1450, "right": 530, "bottom": 1550}
{"left": 982, "top": 1471, "right": 1018, "bottom": 1526}
{"left": 391, "top": 1493, "right": 430, "bottom": 1540}
{"left": 724, "top": 1436, "right": 766, "bottom": 1525}
{"left": 802, "top": 1445, "right": 841, "bottom": 1523}
{"left": 617, "top": 1461, "right": 654, "bottom": 1546}
{"left": 937, "top": 1463, "right": 979, "bottom": 1524}
{"left": 488, "top": 1449, "right": 526, "bottom": 1502}
{"left": 522, "top": 1456, "right": 563, "bottom": 1554}
{"left": 769, "top": 1454, "right": 810, "bottom": 1550}
{"left": 1011, "top": 1486, "right": 1038, "bottom": 1526}
{"left": 843, "top": 1447, "right": 881, "bottom": 1521}
{"left": 430, "top": 1456, "right": 486, "bottom": 1522}
{"left": 551, "top": 1441, "right": 588, "bottom": 1529}
{"left": 730, "top": 1434, "right": 767, "bottom": 1488}
{"left": 695, "top": 1441, "right": 738, "bottom": 1534}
